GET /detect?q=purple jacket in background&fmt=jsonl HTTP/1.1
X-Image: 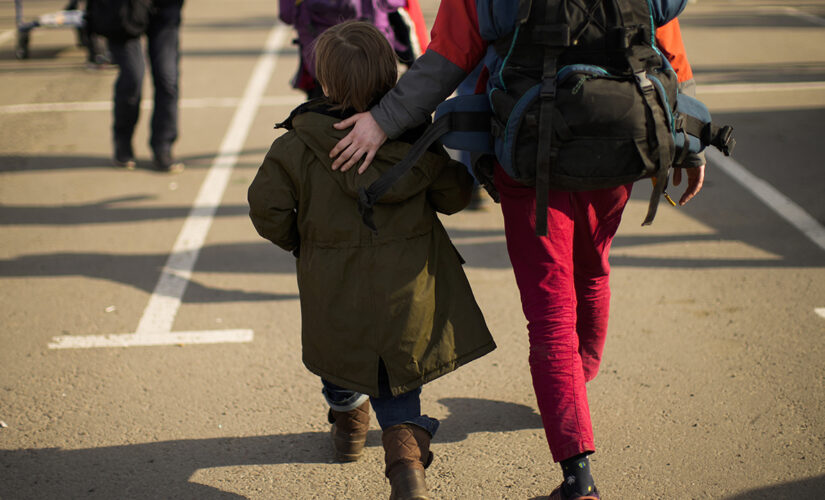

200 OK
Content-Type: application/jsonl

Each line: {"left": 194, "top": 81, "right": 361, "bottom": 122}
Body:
{"left": 279, "top": 0, "right": 408, "bottom": 81}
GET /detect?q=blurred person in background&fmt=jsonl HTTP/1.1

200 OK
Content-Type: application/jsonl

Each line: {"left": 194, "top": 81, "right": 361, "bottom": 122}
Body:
{"left": 88, "top": 0, "right": 185, "bottom": 172}
{"left": 278, "top": 0, "right": 427, "bottom": 99}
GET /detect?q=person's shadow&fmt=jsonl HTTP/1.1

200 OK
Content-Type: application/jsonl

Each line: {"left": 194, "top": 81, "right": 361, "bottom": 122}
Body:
{"left": 523, "top": 477, "right": 825, "bottom": 500}
{"left": 0, "top": 397, "right": 542, "bottom": 499}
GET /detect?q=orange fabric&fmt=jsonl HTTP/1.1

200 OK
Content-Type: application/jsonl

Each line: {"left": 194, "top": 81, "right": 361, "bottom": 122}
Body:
{"left": 404, "top": 0, "right": 430, "bottom": 53}
{"left": 655, "top": 18, "right": 693, "bottom": 82}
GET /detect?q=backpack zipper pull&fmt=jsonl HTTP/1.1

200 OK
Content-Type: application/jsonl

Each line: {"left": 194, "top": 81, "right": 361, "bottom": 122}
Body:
{"left": 651, "top": 176, "right": 678, "bottom": 207}
{"left": 572, "top": 75, "right": 590, "bottom": 94}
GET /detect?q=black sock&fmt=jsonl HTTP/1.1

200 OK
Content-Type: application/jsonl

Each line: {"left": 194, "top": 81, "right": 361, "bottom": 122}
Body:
{"left": 560, "top": 453, "right": 596, "bottom": 497}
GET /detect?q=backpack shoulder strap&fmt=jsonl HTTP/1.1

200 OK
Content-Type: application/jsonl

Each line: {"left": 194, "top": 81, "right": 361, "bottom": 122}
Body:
{"left": 358, "top": 103, "right": 492, "bottom": 232}
{"left": 357, "top": 116, "right": 451, "bottom": 232}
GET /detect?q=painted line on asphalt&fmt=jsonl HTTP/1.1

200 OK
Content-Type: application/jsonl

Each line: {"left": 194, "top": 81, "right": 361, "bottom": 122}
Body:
{"left": 0, "top": 95, "right": 304, "bottom": 114}
{"left": 5, "top": 81, "right": 825, "bottom": 116}
{"left": 48, "top": 23, "right": 289, "bottom": 349}
{"left": 698, "top": 82, "right": 825, "bottom": 95}
{"left": 815, "top": 308, "right": 825, "bottom": 320}
{"left": 707, "top": 149, "right": 825, "bottom": 253}
{"left": 48, "top": 330, "right": 254, "bottom": 349}
{"left": 0, "top": 29, "right": 14, "bottom": 46}
{"left": 761, "top": 5, "right": 825, "bottom": 27}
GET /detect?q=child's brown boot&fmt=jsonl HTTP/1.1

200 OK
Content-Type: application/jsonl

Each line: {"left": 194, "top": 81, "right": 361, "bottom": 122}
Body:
{"left": 328, "top": 400, "right": 371, "bottom": 462}
{"left": 382, "top": 423, "right": 433, "bottom": 500}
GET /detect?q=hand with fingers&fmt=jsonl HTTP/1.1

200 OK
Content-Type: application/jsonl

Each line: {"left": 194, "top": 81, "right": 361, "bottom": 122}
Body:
{"left": 329, "top": 112, "right": 388, "bottom": 173}
{"left": 672, "top": 163, "right": 705, "bottom": 206}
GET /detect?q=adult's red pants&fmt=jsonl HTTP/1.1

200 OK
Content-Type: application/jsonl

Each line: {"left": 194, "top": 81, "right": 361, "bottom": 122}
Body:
{"left": 494, "top": 166, "right": 632, "bottom": 462}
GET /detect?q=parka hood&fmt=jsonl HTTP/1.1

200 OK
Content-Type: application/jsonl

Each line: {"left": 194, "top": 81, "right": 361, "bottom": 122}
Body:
{"left": 279, "top": 98, "right": 452, "bottom": 203}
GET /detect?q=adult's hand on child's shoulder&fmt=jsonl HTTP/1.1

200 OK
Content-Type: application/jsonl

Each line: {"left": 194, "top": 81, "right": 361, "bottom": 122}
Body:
{"left": 330, "top": 112, "right": 387, "bottom": 173}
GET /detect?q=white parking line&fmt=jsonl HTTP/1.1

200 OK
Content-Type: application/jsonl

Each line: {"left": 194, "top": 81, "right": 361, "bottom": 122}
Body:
{"left": 0, "top": 95, "right": 304, "bottom": 114}
{"left": 47, "top": 330, "right": 254, "bottom": 349}
{"left": 3, "top": 81, "right": 823, "bottom": 117}
{"left": 707, "top": 149, "right": 825, "bottom": 253}
{"left": 6, "top": 82, "right": 825, "bottom": 116}
{"left": 48, "top": 23, "right": 289, "bottom": 349}
{"left": 816, "top": 308, "right": 825, "bottom": 319}
{"left": 761, "top": 6, "right": 825, "bottom": 27}
{"left": 0, "top": 29, "right": 15, "bottom": 46}
{"left": 698, "top": 82, "right": 825, "bottom": 95}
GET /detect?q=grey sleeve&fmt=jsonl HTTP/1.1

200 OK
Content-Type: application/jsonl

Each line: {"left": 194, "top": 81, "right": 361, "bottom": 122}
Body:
{"left": 371, "top": 50, "right": 470, "bottom": 139}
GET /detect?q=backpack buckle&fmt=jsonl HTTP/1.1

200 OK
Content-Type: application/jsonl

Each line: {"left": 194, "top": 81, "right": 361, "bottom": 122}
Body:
{"left": 634, "top": 71, "right": 654, "bottom": 93}
{"left": 540, "top": 78, "right": 556, "bottom": 98}
{"left": 541, "top": 58, "right": 557, "bottom": 98}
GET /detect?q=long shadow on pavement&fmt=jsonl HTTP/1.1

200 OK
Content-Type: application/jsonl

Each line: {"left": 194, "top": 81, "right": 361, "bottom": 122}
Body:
{"left": 0, "top": 242, "right": 299, "bottom": 303}
{"left": 0, "top": 151, "right": 268, "bottom": 173}
{"left": 525, "top": 475, "right": 825, "bottom": 500}
{"left": 0, "top": 397, "right": 540, "bottom": 499}
{"left": 0, "top": 195, "right": 250, "bottom": 225}
{"left": 723, "top": 475, "right": 825, "bottom": 500}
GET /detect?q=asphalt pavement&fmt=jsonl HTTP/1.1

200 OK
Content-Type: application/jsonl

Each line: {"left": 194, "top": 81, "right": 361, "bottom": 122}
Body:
{"left": 1, "top": 0, "right": 824, "bottom": 498}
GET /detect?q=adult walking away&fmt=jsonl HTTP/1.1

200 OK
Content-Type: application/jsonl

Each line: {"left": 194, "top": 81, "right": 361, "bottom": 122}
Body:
{"left": 328, "top": 0, "right": 705, "bottom": 498}
{"left": 88, "top": 0, "right": 184, "bottom": 172}
{"left": 248, "top": 21, "right": 495, "bottom": 499}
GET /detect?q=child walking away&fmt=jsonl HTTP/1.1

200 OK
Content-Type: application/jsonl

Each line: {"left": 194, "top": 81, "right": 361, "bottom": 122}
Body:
{"left": 248, "top": 21, "right": 495, "bottom": 499}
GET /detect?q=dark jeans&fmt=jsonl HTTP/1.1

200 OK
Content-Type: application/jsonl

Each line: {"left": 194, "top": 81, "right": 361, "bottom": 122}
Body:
{"left": 108, "top": 4, "right": 181, "bottom": 154}
{"left": 322, "top": 361, "right": 439, "bottom": 437}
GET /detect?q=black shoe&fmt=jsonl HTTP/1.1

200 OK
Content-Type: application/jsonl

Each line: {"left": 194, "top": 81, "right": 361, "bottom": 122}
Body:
{"left": 152, "top": 150, "right": 184, "bottom": 173}
{"left": 113, "top": 141, "right": 136, "bottom": 170}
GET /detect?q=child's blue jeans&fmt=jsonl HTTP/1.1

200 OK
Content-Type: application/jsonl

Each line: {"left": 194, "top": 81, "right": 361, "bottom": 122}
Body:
{"left": 321, "top": 363, "right": 439, "bottom": 437}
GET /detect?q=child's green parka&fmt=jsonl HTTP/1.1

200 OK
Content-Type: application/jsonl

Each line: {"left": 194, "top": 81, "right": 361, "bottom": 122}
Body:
{"left": 248, "top": 101, "right": 495, "bottom": 397}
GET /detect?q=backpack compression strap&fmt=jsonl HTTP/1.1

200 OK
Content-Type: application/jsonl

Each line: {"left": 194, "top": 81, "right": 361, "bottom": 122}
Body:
{"left": 532, "top": 0, "right": 571, "bottom": 236}
{"left": 633, "top": 63, "right": 673, "bottom": 226}
{"left": 681, "top": 114, "right": 736, "bottom": 156}
{"left": 357, "top": 111, "right": 490, "bottom": 233}
{"left": 494, "top": 0, "right": 569, "bottom": 236}
{"left": 617, "top": 0, "right": 676, "bottom": 226}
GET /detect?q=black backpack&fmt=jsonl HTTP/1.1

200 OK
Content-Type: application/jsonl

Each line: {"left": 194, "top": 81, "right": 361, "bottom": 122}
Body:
{"left": 358, "top": 0, "right": 734, "bottom": 235}
{"left": 86, "top": 0, "right": 153, "bottom": 41}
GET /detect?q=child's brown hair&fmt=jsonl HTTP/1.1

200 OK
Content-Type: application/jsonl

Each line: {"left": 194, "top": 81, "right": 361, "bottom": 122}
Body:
{"left": 314, "top": 21, "right": 398, "bottom": 112}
